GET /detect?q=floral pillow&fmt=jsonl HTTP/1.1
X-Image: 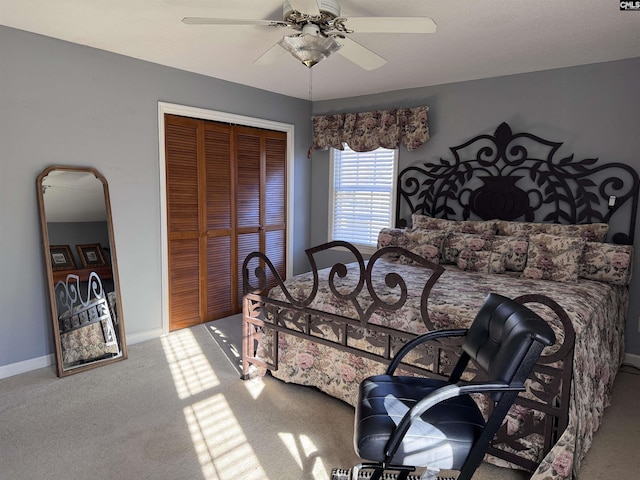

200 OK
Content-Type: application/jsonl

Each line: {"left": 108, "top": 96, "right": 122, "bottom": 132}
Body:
{"left": 457, "top": 249, "right": 507, "bottom": 274}
{"left": 399, "top": 228, "right": 446, "bottom": 265}
{"left": 496, "top": 220, "right": 609, "bottom": 243}
{"left": 580, "top": 242, "right": 634, "bottom": 285}
{"left": 376, "top": 227, "right": 409, "bottom": 260}
{"left": 442, "top": 232, "right": 494, "bottom": 265}
{"left": 523, "top": 233, "right": 586, "bottom": 283}
{"left": 492, "top": 236, "right": 529, "bottom": 272}
{"left": 377, "top": 228, "right": 409, "bottom": 250}
{"left": 412, "top": 214, "right": 497, "bottom": 234}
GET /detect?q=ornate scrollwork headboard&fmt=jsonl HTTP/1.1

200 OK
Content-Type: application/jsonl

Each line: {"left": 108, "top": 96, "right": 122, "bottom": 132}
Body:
{"left": 396, "top": 122, "right": 639, "bottom": 244}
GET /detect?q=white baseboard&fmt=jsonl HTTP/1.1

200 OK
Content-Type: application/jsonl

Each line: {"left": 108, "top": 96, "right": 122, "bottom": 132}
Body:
{"left": 125, "top": 328, "right": 164, "bottom": 345}
{"left": 623, "top": 353, "right": 640, "bottom": 369}
{"left": 0, "top": 328, "right": 164, "bottom": 380}
{"left": 0, "top": 354, "right": 55, "bottom": 380}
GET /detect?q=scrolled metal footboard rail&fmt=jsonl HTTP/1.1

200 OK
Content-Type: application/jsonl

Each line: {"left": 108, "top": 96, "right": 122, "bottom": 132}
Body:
{"left": 243, "top": 241, "right": 444, "bottom": 327}
{"left": 241, "top": 242, "right": 445, "bottom": 381}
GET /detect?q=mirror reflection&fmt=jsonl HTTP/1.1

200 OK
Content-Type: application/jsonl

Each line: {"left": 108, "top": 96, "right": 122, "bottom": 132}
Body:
{"left": 37, "top": 166, "right": 127, "bottom": 376}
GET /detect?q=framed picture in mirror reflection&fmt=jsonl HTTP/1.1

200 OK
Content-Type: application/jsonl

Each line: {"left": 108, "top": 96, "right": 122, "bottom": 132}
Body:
{"left": 49, "top": 245, "right": 76, "bottom": 271}
{"left": 76, "top": 243, "right": 107, "bottom": 268}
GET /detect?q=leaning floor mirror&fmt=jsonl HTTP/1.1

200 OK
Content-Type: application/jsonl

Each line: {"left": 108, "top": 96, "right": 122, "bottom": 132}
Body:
{"left": 37, "top": 166, "right": 127, "bottom": 377}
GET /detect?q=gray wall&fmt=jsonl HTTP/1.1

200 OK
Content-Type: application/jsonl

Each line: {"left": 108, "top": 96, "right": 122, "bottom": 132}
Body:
{"left": 2, "top": 23, "right": 639, "bottom": 370}
{"left": 47, "top": 222, "right": 110, "bottom": 268}
{"left": 312, "top": 57, "right": 640, "bottom": 355}
{"left": 0, "top": 26, "right": 312, "bottom": 369}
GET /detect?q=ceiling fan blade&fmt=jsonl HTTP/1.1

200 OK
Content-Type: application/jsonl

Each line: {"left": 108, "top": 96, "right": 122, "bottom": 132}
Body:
{"left": 337, "top": 37, "right": 386, "bottom": 71}
{"left": 182, "top": 17, "right": 288, "bottom": 28}
{"left": 344, "top": 17, "right": 437, "bottom": 34}
{"left": 253, "top": 43, "right": 289, "bottom": 66}
{"left": 287, "top": 0, "right": 321, "bottom": 16}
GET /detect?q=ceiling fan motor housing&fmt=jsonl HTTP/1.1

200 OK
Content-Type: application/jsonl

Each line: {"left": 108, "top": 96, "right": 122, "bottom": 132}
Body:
{"left": 300, "top": 23, "right": 321, "bottom": 37}
{"left": 283, "top": 0, "right": 341, "bottom": 24}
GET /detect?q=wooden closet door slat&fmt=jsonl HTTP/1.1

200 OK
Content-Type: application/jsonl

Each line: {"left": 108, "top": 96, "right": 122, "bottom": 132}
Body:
{"left": 265, "top": 134, "right": 287, "bottom": 227}
{"left": 207, "top": 235, "right": 233, "bottom": 319}
{"left": 237, "top": 232, "right": 260, "bottom": 309}
{"left": 236, "top": 131, "right": 261, "bottom": 230}
{"left": 169, "top": 238, "right": 201, "bottom": 330}
{"left": 264, "top": 229, "right": 286, "bottom": 293}
{"left": 166, "top": 120, "right": 199, "bottom": 233}
{"left": 204, "top": 125, "right": 233, "bottom": 232}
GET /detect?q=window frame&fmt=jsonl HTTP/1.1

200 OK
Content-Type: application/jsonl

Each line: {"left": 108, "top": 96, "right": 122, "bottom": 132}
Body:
{"left": 328, "top": 145, "right": 398, "bottom": 254}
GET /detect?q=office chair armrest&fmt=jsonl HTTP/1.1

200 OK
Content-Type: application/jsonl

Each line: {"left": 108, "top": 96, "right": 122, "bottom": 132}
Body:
{"left": 384, "top": 382, "right": 524, "bottom": 461}
{"left": 386, "top": 329, "right": 468, "bottom": 375}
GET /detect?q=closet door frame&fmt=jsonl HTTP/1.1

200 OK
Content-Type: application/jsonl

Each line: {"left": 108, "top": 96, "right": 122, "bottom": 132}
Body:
{"left": 158, "top": 102, "right": 294, "bottom": 334}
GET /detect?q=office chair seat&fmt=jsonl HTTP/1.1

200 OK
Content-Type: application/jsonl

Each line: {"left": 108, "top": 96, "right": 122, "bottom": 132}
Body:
{"left": 356, "top": 376, "right": 485, "bottom": 469}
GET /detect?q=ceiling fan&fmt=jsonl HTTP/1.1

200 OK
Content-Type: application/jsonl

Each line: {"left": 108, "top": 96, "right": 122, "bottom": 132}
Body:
{"left": 182, "top": 0, "right": 437, "bottom": 69}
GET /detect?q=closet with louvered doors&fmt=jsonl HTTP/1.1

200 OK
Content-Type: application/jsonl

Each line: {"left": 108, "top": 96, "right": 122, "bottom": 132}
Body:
{"left": 164, "top": 114, "right": 287, "bottom": 331}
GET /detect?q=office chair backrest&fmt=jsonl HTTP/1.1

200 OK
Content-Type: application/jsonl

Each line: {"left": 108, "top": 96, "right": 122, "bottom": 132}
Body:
{"left": 462, "top": 293, "right": 556, "bottom": 391}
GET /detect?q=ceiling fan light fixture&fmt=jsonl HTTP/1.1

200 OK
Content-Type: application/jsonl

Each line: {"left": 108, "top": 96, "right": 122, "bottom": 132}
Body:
{"left": 279, "top": 31, "right": 342, "bottom": 68}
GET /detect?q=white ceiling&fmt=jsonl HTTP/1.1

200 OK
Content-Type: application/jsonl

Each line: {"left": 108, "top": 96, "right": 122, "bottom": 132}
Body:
{"left": 41, "top": 170, "right": 107, "bottom": 223}
{"left": 1, "top": 1, "right": 639, "bottom": 101}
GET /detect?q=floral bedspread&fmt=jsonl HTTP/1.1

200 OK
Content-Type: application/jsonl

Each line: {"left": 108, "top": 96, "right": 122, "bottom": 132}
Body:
{"left": 260, "top": 258, "right": 627, "bottom": 480}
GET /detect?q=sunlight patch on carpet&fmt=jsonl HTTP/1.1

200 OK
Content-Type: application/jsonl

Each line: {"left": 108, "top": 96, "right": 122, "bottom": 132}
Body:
{"left": 162, "top": 328, "right": 220, "bottom": 399}
{"left": 185, "top": 393, "right": 267, "bottom": 480}
{"left": 243, "top": 376, "right": 265, "bottom": 399}
{"left": 278, "top": 432, "right": 328, "bottom": 478}
{"left": 208, "top": 324, "right": 241, "bottom": 362}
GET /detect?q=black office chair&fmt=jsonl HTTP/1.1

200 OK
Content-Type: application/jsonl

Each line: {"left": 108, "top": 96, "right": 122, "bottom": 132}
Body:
{"left": 350, "top": 293, "right": 555, "bottom": 480}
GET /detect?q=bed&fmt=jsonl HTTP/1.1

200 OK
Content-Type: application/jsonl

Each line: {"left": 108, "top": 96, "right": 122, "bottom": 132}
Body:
{"left": 241, "top": 122, "right": 638, "bottom": 479}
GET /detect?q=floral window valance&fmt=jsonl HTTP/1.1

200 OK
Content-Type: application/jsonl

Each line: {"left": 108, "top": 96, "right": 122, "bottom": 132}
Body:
{"left": 312, "top": 106, "right": 429, "bottom": 152}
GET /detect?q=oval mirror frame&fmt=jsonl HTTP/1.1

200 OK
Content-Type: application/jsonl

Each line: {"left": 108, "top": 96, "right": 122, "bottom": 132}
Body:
{"left": 37, "top": 166, "right": 127, "bottom": 376}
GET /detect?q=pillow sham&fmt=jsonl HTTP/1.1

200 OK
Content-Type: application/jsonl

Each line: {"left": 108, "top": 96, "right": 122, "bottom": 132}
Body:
{"left": 376, "top": 227, "right": 409, "bottom": 260}
{"left": 491, "top": 236, "right": 529, "bottom": 272}
{"left": 377, "top": 227, "right": 409, "bottom": 250}
{"left": 399, "top": 228, "right": 446, "bottom": 265}
{"left": 523, "top": 233, "right": 586, "bottom": 283}
{"left": 580, "top": 242, "right": 634, "bottom": 285}
{"left": 412, "top": 214, "right": 497, "bottom": 234}
{"left": 496, "top": 220, "right": 608, "bottom": 243}
{"left": 457, "top": 249, "right": 507, "bottom": 274}
{"left": 442, "top": 232, "right": 495, "bottom": 265}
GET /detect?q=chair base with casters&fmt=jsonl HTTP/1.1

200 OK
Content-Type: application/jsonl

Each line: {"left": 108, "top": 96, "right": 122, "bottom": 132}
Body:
{"left": 331, "top": 466, "right": 455, "bottom": 480}
{"left": 349, "top": 293, "right": 556, "bottom": 480}
{"left": 331, "top": 465, "right": 455, "bottom": 480}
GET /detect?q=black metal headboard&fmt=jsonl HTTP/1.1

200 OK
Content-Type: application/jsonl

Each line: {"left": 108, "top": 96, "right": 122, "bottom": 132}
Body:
{"left": 396, "top": 122, "right": 639, "bottom": 245}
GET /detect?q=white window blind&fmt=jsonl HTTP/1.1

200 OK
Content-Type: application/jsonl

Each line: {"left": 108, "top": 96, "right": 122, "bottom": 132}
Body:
{"left": 330, "top": 145, "right": 397, "bottom": 249}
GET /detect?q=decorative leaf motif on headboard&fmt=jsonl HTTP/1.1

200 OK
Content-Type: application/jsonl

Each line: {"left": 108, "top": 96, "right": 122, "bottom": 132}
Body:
{"left": 397, "top": 122, "right": 639, "bottom": 244}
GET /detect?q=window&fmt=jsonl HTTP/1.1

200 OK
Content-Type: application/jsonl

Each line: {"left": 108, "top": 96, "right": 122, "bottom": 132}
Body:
{"left": 329, "top": 145, "right": 398, "bottom": 251}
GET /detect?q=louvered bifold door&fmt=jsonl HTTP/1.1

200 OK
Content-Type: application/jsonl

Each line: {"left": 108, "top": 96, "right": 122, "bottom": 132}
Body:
{"left": 166, "top": 115, "right": 286, "bottom": 329}
{"left": 235, "top": 127, "right": 287, "bottom": 309}
{"left": 165, "top": 115, "right": 203, "bottom": 330}
{"left": 235, "top": 127, "right": 262, "bottom": 310}
{"left": 263, "top": 133, "right": 287, "bottom": 293}
{"left": 204, "top": 122, "right": 234, "bottom": 320}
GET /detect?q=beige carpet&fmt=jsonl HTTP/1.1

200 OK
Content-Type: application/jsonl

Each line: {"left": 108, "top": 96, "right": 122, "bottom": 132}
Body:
{"left": 1, "top": 317, "right": 637, "bottom": 480}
